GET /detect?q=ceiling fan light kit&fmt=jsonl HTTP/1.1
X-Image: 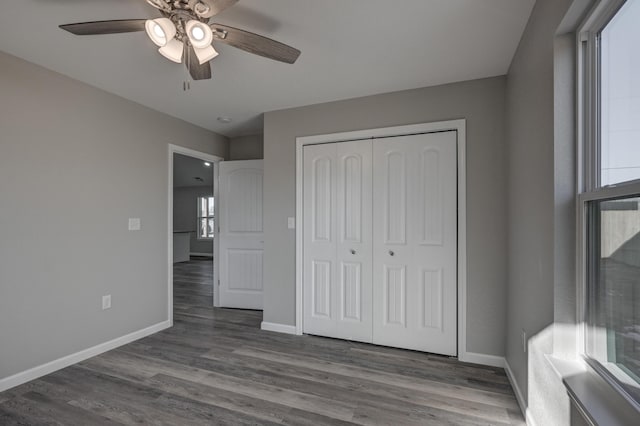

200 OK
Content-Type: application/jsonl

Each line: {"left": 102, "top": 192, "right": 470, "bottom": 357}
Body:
{"left": 159, "top": 39, "right": 185, "bottom": 63}
{"left": 59, "top": 0, "right": 301, "bottom": 81}
{"left": 193, "top": 44, "right": 219, "bottom": 65}
{"left": 145, "top": 17, "right": 176, "bottom": 47}
{"left": 185, "top": 20, "right": 213, "bottom": 48}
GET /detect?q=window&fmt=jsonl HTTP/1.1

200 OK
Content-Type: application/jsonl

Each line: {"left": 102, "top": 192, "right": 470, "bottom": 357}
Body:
{"left": 586, "top": 197, "right": 640, "bottom": 402}
{"left": 197, "top": 196, "right": 215, "bottom": 239}
{"left": 600, "top": 0, "right": 640, "bottom": 185}
{"left": 580, "top": 0, "right": 640, "bottom": 408}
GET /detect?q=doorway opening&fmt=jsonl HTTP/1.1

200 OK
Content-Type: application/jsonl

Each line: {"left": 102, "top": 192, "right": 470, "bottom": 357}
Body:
{"left": 168, "top": 145, "right": 222, "bottom": 322}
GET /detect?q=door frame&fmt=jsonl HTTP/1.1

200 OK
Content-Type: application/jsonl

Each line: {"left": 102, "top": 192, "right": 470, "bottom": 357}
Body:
{"left": 294, "top": 119, "right": 468, "bottom": 359}
{"left": 168, "top": 144, "right": 223, "bottom": 323}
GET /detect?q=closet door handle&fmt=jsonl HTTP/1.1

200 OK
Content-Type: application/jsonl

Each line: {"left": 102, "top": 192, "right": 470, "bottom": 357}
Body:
{"left": 350, "top": 249, "right": 356, "bottom": 255}
{"left": 389, "top": 250, "right": 395, "bottom": 256}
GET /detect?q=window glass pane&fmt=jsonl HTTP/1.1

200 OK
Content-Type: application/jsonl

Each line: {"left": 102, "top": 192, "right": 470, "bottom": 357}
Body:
{"left": 588, "top": 196, "right": 640, "bottom": 402}
{"left": 207, "top": 218, "right": 214, "bottom": 238}
{"left": 600, "top": 0, "right": 640, "bottom": 186}
{"left": 208, "top": 196, "right": 215, "bottom": 217}
{"left": 199, "top": 218, "right": 207, "bottom": 238}
{"left": 199, "top": 197, "right": 207, "bottom": 218}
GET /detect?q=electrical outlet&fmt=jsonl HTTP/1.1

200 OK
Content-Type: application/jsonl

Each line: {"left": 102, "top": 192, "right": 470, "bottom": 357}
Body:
{"left": 102, "top": 295, "right": 112, "bottom": 310}
{"left": 522, "top": 329, "right": 527, "bottom": 353}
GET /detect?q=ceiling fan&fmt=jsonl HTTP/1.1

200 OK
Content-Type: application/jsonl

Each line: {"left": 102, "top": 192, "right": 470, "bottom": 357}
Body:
{"left": 59, "top": 0, "right": 301, "bottom": 81}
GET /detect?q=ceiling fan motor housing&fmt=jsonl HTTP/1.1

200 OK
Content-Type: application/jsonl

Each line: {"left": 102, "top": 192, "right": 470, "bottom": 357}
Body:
{"left": 146, "top": 0, "right": 171, "bottom": 12}
{"left": 188, "top": 0, "right": 217, "bottom": 19}
{"left": 147, "top": 0, "right": 213, "bottom": 18}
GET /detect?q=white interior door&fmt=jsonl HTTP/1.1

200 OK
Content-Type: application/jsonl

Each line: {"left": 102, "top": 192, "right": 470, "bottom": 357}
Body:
{"left": 303, "top": 140, "right": 373, "bottom": 342}
{"left": 372, "top": 131, "right": 457, "bottom": 356}
{"left": 219, "top": 160, "right": 264, "bottom": 309}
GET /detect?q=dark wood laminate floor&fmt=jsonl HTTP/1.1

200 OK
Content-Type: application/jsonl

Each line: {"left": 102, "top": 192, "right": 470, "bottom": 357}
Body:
{"left": 0, "top": 258, "right": 525, "bottom": 425}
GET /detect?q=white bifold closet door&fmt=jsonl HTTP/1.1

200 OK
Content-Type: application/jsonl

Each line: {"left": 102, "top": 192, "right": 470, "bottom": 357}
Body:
{"left": 372, "top": 132, "right": 457, "bottom": 356}
{"left": 302, "top": 131, "right": 457, "bottom": 356}
{"left": 303, "top": 140, "right": 373, "bottom": 342}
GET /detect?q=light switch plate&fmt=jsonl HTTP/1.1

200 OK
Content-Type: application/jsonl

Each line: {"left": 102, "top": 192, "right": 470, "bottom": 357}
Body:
{"left": 128, "top": 218, "right": 141, "bottom": 231}
{"left": 287, "top": 217, "right": 295, "bottom": 229}
{"left": 102, "top": 295, "right": 111, "bottom": 310}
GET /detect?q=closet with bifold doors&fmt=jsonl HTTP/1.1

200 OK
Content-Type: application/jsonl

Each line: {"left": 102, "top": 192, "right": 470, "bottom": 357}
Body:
{"left": 302, "top": 131, "right": 458, "bottom": 356}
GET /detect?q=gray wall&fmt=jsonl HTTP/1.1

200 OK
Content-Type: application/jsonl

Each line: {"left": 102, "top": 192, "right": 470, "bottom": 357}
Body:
{"left": 229, "top": 134, "right": 264, "bottom": 160}
{"left": 505, "top": 0, "right": 570, "bottom": 395}
{"left": 173, "top": 186, "right": 213, "bottom": 255}
{"left": 504, "top": 0, "right": 591, "bottom": 424}
{"left": 264, "top": 76, "right": 508, "bottom": 356}
{"left": 0, "top": 51, "right": 228, "bottom": 381}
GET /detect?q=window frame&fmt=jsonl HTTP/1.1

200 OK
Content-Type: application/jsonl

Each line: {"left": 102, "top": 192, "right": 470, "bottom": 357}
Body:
{"left": 197, "top": 195, "right": 215, "bottom": 240}
{"left": 578, "top": 0, "right": 640, "bottom": 410}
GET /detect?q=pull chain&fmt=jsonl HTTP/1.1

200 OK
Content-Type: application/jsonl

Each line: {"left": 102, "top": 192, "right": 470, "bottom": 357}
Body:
{"left": 183, "top": 41, "right": 191, "bottom": 91}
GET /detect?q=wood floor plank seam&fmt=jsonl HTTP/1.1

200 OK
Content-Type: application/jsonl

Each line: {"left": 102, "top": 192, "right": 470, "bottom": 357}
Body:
{"left": 199, "top": 348, "right": 514, "bottom": 424}
{"left": 232, "top": 347, "right": 520, "bottom": 410}
{"left": 105, "top": 340, "right": 513, "bottom": 425}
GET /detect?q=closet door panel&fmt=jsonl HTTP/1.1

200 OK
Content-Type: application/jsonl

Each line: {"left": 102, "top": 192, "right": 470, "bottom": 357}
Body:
{"left": 303, "top": 144, "right": 337, "bottom": 337}
{"left": 303, "top": 140, "right": 373, "bottom": 342}
{"left": 373, "top": 131, "right": 457, "bottom": 356}
{"left": 335, "top": 140, "right": 373, "bottom": 341}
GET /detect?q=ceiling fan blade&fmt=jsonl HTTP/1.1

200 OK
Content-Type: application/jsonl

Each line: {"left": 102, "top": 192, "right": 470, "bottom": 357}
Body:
{"left": 60, "top": 20, "right": 147, "bottom": 36}
{"left": 210, "top": 24, "right": 301, "bottom": 64}
{"left": 190, "top": 0, "right": 239, "bottom": 18}
{"left": 187, "top": 46, "right": 212, "bottom": 80}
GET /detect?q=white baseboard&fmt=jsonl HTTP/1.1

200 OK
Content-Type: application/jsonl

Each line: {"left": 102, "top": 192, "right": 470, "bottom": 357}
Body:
{"left": 505, "top": 359, "right": 537, "bottom": 426}
{"left": 0, "top": 320, "right": 171, "bottom": 393}
{"left": 459, "top": 351, "right": 506, "bottom": 368}
{"left": 261, "top": 321, "right": 297, "bottom": 335}
{"left": 190, "top": 252, "right": 213, "bottom": 257}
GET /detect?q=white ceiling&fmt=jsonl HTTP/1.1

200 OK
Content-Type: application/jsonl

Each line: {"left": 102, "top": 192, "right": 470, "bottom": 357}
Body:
{"left": 0, "top": 0, "right": 535, "bottom": 137}
{"left": 173, "top": 153, "right": 214, "bottom": 187}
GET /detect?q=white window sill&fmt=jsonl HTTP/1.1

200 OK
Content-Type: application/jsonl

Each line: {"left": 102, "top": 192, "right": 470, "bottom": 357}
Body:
{"left": 556, "top": 357, "right": 640, "bottom": 426}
